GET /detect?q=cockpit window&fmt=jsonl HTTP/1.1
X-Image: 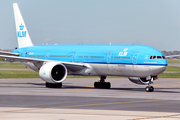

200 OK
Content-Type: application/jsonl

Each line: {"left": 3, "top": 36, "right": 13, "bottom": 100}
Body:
{"left": 150, "top": 55, "right": 165, "bottom": 59}
{"left": 157, "top": 56, "right": 162, "bottom": 59}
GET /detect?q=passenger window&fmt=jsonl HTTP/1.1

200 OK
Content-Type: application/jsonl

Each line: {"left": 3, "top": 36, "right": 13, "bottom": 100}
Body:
{"left": 153, "top": 56, "right": 157, "bottom": 59}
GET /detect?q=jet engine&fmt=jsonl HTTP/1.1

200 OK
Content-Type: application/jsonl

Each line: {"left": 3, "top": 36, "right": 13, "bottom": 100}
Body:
{"left": 39, "top": 62, "right": 67, "bottom": 83}
{"left": 128, "top": 77, "right": 150, "bottom": 85}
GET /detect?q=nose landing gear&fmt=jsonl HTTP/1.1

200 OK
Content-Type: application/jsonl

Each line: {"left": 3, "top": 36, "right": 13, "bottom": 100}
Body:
{"left": 145, "top": 77, "right": 154, "bottom": 92}
{"left": 94, "top": 76, "right": 111, "bottom": 89}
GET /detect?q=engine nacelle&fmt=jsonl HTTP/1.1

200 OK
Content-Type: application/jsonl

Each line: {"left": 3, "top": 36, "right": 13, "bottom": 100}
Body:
{"left": 39, "top": 62, "right": 67, "bottom": 83}
{"left": 128, "top": 77, "right": 150, "bottom": 85}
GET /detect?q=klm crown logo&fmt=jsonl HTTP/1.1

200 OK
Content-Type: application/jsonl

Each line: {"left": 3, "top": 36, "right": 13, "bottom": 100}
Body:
{"left": 19, "top": 23, "right": 24, "bottom": 30}
{"left": 17, "top": 23, "right": 26, "bottom": 38}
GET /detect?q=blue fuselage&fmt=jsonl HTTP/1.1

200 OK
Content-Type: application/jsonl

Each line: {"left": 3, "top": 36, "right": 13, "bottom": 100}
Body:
{"left": 13, "top": 44, "right": 167, "bottom": 66}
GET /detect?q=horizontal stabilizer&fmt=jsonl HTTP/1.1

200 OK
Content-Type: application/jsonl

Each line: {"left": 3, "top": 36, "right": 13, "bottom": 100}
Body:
{"left": 0, "top": 51, "right": 19, "bottom": 56}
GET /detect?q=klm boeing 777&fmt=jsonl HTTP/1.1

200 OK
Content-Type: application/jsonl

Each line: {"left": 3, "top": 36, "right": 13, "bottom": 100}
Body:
{"left": 0, "top": 3, "right": 167, "bottom": 92}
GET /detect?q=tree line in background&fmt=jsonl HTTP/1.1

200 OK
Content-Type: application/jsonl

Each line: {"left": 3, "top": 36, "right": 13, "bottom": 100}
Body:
{"left": 161, "top": 50, "right": 180, "bottom": 56}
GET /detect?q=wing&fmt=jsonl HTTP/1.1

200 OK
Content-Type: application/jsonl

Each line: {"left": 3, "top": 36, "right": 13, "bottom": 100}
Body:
{"left": 0, "top": 54, "right": 86, "bottom": 72}
{"left": 165, "top": 55, "right": 180, "bottom": 58}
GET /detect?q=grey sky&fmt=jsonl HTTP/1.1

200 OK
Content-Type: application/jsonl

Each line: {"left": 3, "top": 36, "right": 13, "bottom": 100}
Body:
{"left": 0, "top": 0, "right": 180, "bottom": 51}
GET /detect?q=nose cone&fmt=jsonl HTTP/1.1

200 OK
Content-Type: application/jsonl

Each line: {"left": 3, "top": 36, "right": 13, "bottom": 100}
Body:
{"left": 158, "top": 65, "right": 167, "bottom": 74}
{"left": 162, "top": 59, "right": 168, "bottom": 66}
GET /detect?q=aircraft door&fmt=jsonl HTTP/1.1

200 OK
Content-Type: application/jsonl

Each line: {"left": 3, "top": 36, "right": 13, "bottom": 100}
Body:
{"left": 132, "top": 53, "right": 139, "bottom": 64}
{"left": 45, "top": 51, "right": 50, "bottom": 59}
{"left": 107, "top": 52, "right": 112, "bottom": 63}
{"left": 72, "top": 51, "right": 77, "bottom": 62}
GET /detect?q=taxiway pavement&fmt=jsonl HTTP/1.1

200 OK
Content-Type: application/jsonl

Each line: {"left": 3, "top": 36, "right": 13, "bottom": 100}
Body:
{"left": 0, "top": 78, "right": 180, "bottom": 120}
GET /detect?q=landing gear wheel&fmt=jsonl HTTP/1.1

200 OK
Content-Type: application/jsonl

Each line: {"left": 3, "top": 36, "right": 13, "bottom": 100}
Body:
{"left": 149, "top": 86, "right": 154, "bottom": 92}
{"left": 145, "top": 86, "right": 149, "bottom": 92}
{"left": 94, "top": 82, "right": 99, "bottom": 88}
{"left": 45, "top": 82, "right": 62, "bottom": 88}
{"left": 145, "top": 86, "right": 154, "bottom": 92}
{"left": 94, "top": 76, "right": 111, "bottom": 89}
{"left": 104, "top": 82, "right": 111, "bottom": 89}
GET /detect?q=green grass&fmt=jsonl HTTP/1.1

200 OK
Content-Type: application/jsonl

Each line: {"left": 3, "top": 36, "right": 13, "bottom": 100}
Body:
{"left": 167, "top": 59, "right": 180, "bottom": 63}
{"left": 158, "top": 73, "right": 180, "bottom": 78}
{"left": 0, "top": 62, "right": 28, "bottom": 68}
{"left": 0, "top": 70, "right": 178, "bottom": 79}
{"left": 165, "top": 66, "right": 180, "bottom": 71}
{"left": 0, "top": 71, "right": 126, "bottom": 79}
{"left": 0, "top": 70, "right": 39, "bottom": 78}
{"left": 1, "top": 71, "right": 179, "bottom": 78}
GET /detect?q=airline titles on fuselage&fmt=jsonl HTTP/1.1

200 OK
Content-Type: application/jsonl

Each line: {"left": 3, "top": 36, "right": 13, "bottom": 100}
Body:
{"left": 118, "top": 48, "right": 128, "bottom": 56}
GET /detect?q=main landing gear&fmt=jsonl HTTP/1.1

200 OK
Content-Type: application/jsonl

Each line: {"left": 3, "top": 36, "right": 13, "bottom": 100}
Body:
{"left": 94, "top": 76, "right": 111, "bottom": 89}
{"left": 145, "top": 77, "right": 154, "bottom": 92}
{"left": 45, "top": 82, "right": 62, "bottom": 88}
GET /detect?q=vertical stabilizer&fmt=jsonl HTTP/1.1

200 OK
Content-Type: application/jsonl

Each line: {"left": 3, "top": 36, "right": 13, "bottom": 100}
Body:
{"left": 13, "top": 3, "right": 33, "bottom": 48}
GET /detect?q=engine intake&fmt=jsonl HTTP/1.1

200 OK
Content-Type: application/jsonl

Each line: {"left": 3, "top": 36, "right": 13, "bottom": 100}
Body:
{"left": 39, "top": 62, "right": 67, "bottom": 83}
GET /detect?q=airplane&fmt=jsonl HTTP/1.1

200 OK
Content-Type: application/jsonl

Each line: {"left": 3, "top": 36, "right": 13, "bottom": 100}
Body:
{"left": 0, "top": 3, "right": 168, "bottom": 92}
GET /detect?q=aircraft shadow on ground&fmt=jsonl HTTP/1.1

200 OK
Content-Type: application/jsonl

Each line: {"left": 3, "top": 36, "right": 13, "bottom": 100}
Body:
{"left": 26, "top": 82, "right": 180, "bottom": 93}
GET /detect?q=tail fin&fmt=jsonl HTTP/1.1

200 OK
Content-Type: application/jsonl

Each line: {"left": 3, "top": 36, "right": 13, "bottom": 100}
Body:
{"left": 13, "top": 3, "right": 33, "bottom": 48}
